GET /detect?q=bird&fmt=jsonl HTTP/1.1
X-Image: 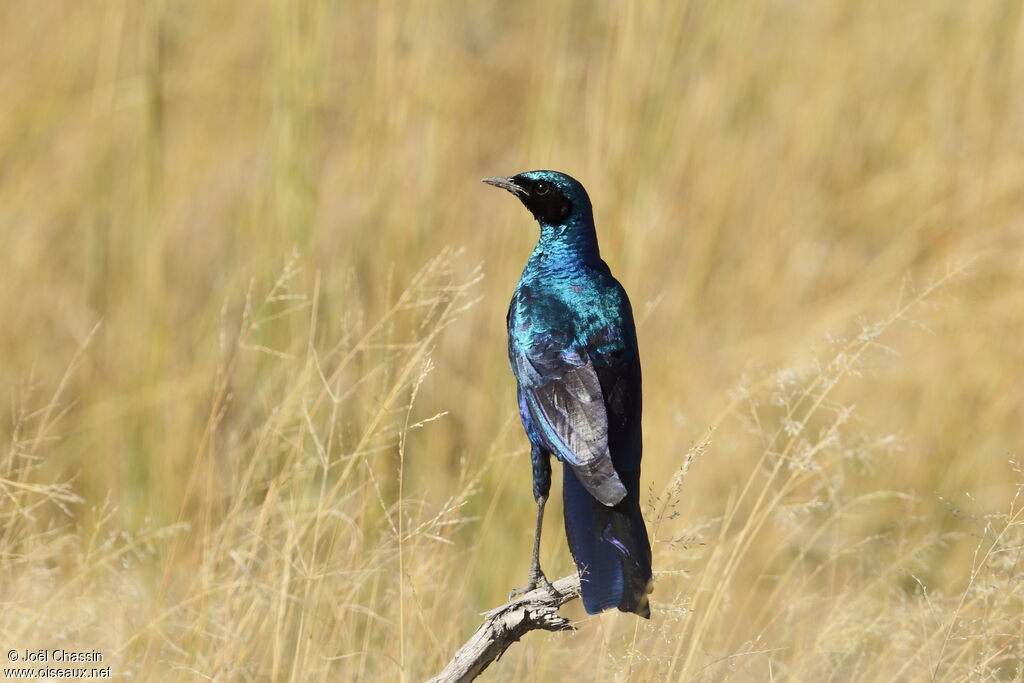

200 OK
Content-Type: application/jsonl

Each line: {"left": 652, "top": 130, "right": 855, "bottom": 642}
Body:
{"left": 482, "top": 170, "right": 653, "bottom": 618}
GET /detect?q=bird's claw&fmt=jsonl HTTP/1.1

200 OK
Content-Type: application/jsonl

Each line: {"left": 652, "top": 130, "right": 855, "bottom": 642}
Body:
{"left": 507, "top": 583, "right": 534, "bottom": 601}
{"left": 508, "top": 571, "right": 560, "bottom": 602}
{"left": 536, "top": 572, "right": 560, "bottom": 599}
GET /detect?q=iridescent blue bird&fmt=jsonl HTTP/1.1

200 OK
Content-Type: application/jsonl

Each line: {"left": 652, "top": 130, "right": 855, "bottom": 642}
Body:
{"left": 483, "top": 170, "right": 653, "bottom": 617}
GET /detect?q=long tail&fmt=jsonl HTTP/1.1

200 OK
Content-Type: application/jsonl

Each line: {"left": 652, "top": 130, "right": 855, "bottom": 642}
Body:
{"left": 563, "top": 463, "right": 653, "bottom": 617}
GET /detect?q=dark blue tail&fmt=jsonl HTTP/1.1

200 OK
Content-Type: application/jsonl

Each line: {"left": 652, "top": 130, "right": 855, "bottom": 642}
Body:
{"left": 563, "top": 463, "right": 652, "bottom": 617}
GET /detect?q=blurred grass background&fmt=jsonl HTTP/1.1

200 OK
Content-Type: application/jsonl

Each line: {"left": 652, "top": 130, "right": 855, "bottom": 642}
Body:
{"left": 1, "top": 0, "right": 1023, "bottom": 680}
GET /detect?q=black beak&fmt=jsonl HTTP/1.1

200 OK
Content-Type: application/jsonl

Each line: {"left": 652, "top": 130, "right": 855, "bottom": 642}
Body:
{"left": 482, "top": 176, "right": 527, "bottom": 197}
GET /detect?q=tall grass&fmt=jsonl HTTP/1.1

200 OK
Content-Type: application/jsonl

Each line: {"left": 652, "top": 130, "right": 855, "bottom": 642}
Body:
{"left": 2, "top": 0, "right": 1023, "bottom": 680}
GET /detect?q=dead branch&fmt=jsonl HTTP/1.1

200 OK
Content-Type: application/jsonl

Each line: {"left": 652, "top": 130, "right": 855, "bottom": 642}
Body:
{"left": 426, "top": 574, "right": 582, "bottom": 683}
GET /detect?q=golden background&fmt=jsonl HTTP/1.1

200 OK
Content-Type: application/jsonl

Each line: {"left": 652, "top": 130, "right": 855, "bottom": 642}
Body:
{"left": 1, "top": 1, "right": 1022, "bottom": 680}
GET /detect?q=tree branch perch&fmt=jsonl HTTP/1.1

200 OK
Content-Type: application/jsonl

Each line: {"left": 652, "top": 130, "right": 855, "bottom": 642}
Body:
{"left": 426, "top": 574, "right": 582, "bottom": 683}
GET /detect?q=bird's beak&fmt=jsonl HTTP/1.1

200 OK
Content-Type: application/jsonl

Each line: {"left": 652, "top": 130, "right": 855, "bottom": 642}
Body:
{"left": 482, "top": 176, "right": 527, "bottom": 196}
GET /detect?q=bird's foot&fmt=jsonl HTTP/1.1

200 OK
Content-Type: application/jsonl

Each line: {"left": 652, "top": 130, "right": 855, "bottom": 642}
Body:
{"left": 507, "top": 581, "right": 534, "bottom": 601}
{"left": 536, "top": 571, "right": 560, "bottom": 599}
{"left": 508, "top": 570, "right": 560, "bottom": 602}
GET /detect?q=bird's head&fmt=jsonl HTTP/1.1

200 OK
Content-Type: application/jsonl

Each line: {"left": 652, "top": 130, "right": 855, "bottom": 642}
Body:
{"left": 482, "top": 170, "right": 592, "bottom": 227}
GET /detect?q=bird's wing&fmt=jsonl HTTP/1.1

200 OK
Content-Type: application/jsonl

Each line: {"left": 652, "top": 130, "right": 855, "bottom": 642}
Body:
{"left": 514, "top": 342, "right": 627, "bottom": 506}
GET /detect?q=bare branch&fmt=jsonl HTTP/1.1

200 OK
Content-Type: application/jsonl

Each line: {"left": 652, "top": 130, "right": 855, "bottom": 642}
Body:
{"left": 427, "top": 574, "right": 582, "bottom": 683}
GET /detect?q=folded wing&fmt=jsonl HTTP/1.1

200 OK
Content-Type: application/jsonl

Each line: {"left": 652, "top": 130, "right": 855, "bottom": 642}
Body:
{"left": 514, "top": 343, "right": 627, "bottom": 506}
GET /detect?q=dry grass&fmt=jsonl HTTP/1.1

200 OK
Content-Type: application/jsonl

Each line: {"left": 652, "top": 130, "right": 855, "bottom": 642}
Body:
{"left": 2, "top": 1, "right": 1023, "bottom": 680}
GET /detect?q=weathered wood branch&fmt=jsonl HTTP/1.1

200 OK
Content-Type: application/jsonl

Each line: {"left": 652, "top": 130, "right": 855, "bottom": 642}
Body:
{"left": 427, "top": 574, "right": 582, "bottom": 683}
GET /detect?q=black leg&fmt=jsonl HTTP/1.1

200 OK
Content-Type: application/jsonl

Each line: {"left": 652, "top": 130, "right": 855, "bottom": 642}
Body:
{"left": 509, "top": 448, "right": 559, "bottom": 600}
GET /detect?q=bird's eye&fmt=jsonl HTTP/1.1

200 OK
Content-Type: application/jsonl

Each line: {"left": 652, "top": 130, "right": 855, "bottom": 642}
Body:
{"left": 534, "top": 182, "right": 550, "bottom": 196}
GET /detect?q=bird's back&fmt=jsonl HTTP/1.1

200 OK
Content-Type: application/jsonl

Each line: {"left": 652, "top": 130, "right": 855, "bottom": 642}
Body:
{"left": 509, "top": 261, "right": 651, "bottom": 616}
{"left": 486, "top": 168, "right": 652, "bottom": 617}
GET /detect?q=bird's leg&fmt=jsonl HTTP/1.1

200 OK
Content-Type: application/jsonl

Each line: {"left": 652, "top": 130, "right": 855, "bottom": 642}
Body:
{"left": 509, "top": 496, "right": 557, "bottom": 599}
{"left": 509, "top": 448, "right": 559, "bottom": 600}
